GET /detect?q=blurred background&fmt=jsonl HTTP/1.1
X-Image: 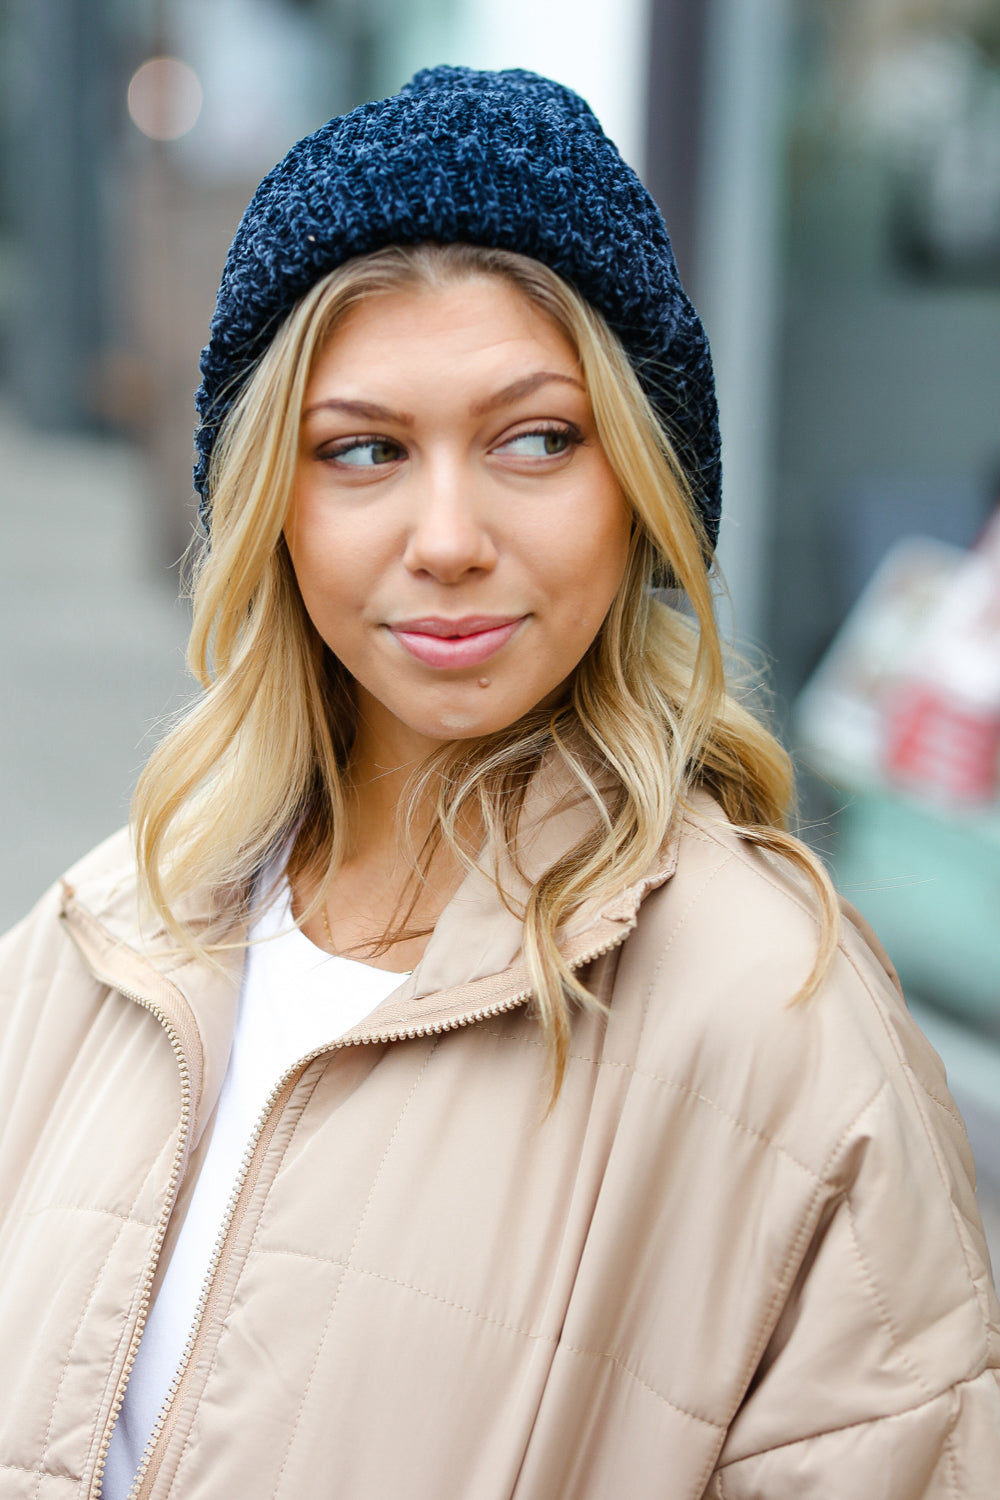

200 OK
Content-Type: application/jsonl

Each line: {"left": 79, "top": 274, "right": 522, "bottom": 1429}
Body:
{"left": 1, "top": 0, "right": 998, "bottom": 1256}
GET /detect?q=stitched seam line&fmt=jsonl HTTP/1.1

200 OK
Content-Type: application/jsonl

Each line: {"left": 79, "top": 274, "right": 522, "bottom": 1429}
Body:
{"left": 471, "top": 1025, "right": 600, "bottom": 1064}
{"left": 272, "top": 1042, "right": 438, "bottom": 1499}
{"left": 434, "top": 844, "right": 725, "bottom": 1082}
{"left": 443, "top": 1028, "right": 824, "bottom": 1179}
{"left": 32, "top": 1148, "right": 161, "bottom": 1500}
{"left": 917, "top": 1082, "right": 965, "bottom": 1131}
{"left": 24, "top": 1203, "right": 157, "bottom": 1227}
{"left": 945, "top": 1386, "right": 959, "bottom": 1500}
{"left": 251, "top": 1245, "right": 559, "bottom": 1344}
{"left": 689, "top": 820, "right": 825, "bottom": 934}
{"left": 79, "top": 1135, "right": 181, "bottom": 1491}
{"left": 166, "top": 1066, "right": 328, "bottom": 1496}
{"left": 638, "top": 844, "right": 732, "bottom": 1034}
{"left": 336, "top": 1265, "right": 556, "bottom": 1345}
{"left": 715, "top": 1370, "right": 991, "bottom": 1467}
{"left": 630, "top": 837, "right": 736, "bottom": 1477}
{"left": 842, "top": 1187, "right": 936, "bottom": 1399}
{"left": 834, "top": 939, "right": 994, "bottom": 1337}
{"left": 0, "top": 1461, "right": 77, "bottom": 1481}
{"left": 454, "top": 835, "right": 871, "bottom": 1187}
{"left": 818, "top": 1077, "right": 891, "bottom": 1180}
{"left": 558, "top": 1342, "right": 724, "bottom": 1430}
{"left": 690, "top": 1170, "right": 833, "bottom": 1497}
{"left": 630, "top": 1065, "right": 824, "bottom": 1181}
{"left": 692, "top": 1081, "right": 891, "bottom": 1497}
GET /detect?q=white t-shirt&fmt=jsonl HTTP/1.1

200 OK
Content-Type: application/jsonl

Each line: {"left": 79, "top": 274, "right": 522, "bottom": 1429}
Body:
{"left": 103, "top": 877, "right": 406, "bottom": 1497}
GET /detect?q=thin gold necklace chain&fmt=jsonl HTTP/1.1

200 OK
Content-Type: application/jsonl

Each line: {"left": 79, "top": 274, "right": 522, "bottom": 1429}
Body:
{"left": 320, "top": 900, "right": 337, "bottom": 954}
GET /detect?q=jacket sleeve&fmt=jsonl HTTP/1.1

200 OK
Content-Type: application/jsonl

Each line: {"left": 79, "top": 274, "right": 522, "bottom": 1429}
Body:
{"left": 703, "top": 978, "right": 1000, "bottom": 1499}
{"left": 705, "top": 1368, "right": 1000, "bottom": 1498}
{"left": 0, "top": 878, "right": 108, "bottom": 1216}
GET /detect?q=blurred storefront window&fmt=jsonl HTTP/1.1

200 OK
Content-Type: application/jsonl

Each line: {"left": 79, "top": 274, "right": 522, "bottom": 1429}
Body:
{"left": 773, "top": 0, "right": 1000, "bottom": 698}
{"left": 0, "top": 0, "right": 381, "bottom": 908}
{"left": 1, "top": 0, "right": 368, "bottom": 550}
{"left": 774, "top": 0, "right": 1000, "bottom": 1251}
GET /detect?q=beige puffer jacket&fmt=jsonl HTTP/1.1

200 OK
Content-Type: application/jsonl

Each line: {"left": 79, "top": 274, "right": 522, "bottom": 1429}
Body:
{"left": 1, "top": 784, "right": 998, "bottom": 1499}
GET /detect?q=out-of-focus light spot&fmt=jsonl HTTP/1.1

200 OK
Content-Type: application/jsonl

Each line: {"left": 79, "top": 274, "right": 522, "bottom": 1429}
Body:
{"left": 127, "top": 57, "right": 203, "bottom": 142}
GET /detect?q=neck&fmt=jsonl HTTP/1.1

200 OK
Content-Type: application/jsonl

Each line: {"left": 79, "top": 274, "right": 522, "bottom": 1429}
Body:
{"left": 290, "top": 743, "right": 478, "bottom": 970}
{"left": 344, "top": 694, "right": 484, "bottom": 864}
{"left": 345, "top": 746, "right": 483, "bottom": 870}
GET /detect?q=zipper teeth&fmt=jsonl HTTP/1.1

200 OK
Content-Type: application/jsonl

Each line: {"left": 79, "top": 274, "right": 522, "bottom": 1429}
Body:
{"left": 90, "top": 988, "right": 193, "bottom": 1500}
{"left": 117, "top": 926, "right": 625, "bottom": 1497}
{"left": 125, "top": 1155, "right": 248, "bottom": 1493}
{"left": 348, "top": 987, "right": 534, "bottom": 1045}
{"left": 124, "top": 1056, "right": 308, "bottom": 1499}
{"left": 341, "top": 928, "right": 625, "bottom": 1049}
{"left": 123, "top": 987, "right": 536, "bottom": 1496}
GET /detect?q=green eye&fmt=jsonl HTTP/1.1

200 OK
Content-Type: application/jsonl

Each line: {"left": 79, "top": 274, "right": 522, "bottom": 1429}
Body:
{"left": 504, "top": 428, "right": 574, "bottom": 457}
{"left": 330, "top": 438, "right": 403, "bottom": 466}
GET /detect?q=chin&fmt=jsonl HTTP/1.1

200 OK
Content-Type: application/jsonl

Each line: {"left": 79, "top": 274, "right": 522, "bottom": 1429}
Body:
{"left": 434, "top": 709, "right": 488, "bottom": 737}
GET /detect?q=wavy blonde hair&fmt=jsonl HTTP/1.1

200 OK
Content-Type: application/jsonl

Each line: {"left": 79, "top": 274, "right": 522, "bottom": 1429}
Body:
{"left": 133, "top": 242, "right": 838, "bottom": 1093}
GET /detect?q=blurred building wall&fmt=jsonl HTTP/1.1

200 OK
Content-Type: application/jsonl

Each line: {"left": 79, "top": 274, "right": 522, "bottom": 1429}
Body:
{"left": 1, "top": 0, "right": 374, "bottom": 557}
{"left": 693, "top": 0, "right": 790, "bottom": 648}
{"left": 643, "top": 0, "right": 711, "bottom": 286}
{"left": 3, "top": 0, "right": 114, "bottom": 428}
{"left": 771, "top": 4, "right": 1000, "bottom": 698}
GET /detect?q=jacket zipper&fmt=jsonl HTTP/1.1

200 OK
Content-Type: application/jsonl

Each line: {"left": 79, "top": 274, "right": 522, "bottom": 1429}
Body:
{"left": 88, "top": 984, "right": 194, "bottom": 1500}
{"left": 112, "top": 927, "right": 628, "bottom": 1498}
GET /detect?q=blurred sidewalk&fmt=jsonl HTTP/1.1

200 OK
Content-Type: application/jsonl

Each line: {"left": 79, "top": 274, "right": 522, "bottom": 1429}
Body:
{"left": 0, "top": 405, "right": 191, "bottom": 929}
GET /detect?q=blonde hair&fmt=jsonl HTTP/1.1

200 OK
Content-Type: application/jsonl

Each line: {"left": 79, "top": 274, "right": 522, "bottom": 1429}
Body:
{"left": 133, "top": 242, "right": 838, "bottom": 1093}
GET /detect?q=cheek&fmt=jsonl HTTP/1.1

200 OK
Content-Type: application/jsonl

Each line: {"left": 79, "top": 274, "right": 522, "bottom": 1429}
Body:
{"left": 285, "top": 551, "right": 353, "bottom": 662}
{"left": 286, "top": 504, "right": 380, "bottom": 628}
{"left": 548, "top": 496, "right": 632, "bottom": 622}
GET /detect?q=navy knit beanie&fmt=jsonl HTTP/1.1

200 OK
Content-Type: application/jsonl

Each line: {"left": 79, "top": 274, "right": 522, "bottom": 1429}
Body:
{"left": 194, "top": 65, "right": 721, "bottom": 547}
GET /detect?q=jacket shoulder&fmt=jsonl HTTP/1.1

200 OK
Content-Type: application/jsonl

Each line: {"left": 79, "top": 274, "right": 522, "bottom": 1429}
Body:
{"left": 622, "top": 798, "right": 976, "bottom": 1193}
{"left": 0, "top": 828, "right": 141, "bottom": 1024}
{"left": 641, "top": 797, "right": 901, "bottom": 1033}
{"left": 2, "top": 825, "right": 133, "bottom": 945}
{"left": 615, "top": 801, "right": 1000, "bottom": 1466}
{"left": 60, "top": 825, "right": 138, "bottom": 905}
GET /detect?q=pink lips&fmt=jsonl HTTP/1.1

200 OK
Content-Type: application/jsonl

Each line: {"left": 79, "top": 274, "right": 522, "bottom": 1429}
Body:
{"left": 388, "top": 615, "right": 524, "bottom": 669}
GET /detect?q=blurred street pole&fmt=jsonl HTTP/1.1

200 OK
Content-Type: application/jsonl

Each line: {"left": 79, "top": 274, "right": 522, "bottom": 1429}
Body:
{"left": 694, "top": 0, "right": 789, "bottom": 650}
{"left": 6, "top": 0, "right": 114, "bottom": 428}
{"left": 643, "top": 0, "right": 710, "bottom": 286}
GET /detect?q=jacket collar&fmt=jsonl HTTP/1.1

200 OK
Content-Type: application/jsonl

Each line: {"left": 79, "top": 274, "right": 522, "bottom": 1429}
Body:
{"left": 59, "top": 762, "right": 684, "bottom": 1134}
{"left": 59, "top": 842, "right": 243, "bottom": 1142}
{"left": 363, "top": 756, "right": 681, "bottom": 1033}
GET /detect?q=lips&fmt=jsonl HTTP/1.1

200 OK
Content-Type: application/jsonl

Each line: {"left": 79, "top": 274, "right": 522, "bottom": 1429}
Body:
{"left": 388, "top": 615, "right": 525, "bottom": 669}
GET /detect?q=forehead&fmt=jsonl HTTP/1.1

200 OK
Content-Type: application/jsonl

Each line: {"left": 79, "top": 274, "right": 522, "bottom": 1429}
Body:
{"left": 310, "top": 274, "right": 579, "bottom": 382}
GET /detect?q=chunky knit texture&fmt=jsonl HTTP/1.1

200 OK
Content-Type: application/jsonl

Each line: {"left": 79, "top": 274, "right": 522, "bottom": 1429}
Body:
{"left": 194, "top": 65, "right": 721, "bottom": 544}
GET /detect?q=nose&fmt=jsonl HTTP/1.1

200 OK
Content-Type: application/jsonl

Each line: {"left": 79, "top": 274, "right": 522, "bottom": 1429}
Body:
{"left": 402, "top": 460, "right": 498, "bottom": 583}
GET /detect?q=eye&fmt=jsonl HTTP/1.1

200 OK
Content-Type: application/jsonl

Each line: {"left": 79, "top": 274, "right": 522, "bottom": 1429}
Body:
{"left": 498, "top": 426, "right": 579, "bottom": 459}
{"left": 323, "top": 437, "right": 404, "bottom": 467}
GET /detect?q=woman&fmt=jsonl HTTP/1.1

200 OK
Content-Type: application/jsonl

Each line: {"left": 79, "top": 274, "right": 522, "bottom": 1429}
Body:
{"left": 1, "top": 66, "right": 997, "bottom": 1499}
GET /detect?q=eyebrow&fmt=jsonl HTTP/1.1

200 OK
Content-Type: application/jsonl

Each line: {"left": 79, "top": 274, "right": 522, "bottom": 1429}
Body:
{"left": 469, "top": 370, "right": 585, "bottom": 417}
{"left": 301, "top": 371, "right": 584, "bottom": 426}
{"left": 301, "top": 397, "right": 415, "bottom": 424}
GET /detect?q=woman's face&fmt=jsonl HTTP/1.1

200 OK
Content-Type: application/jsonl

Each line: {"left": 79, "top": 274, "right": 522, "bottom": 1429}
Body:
{"left": 285, "top": 274, "right": 632, "bottom": 765}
